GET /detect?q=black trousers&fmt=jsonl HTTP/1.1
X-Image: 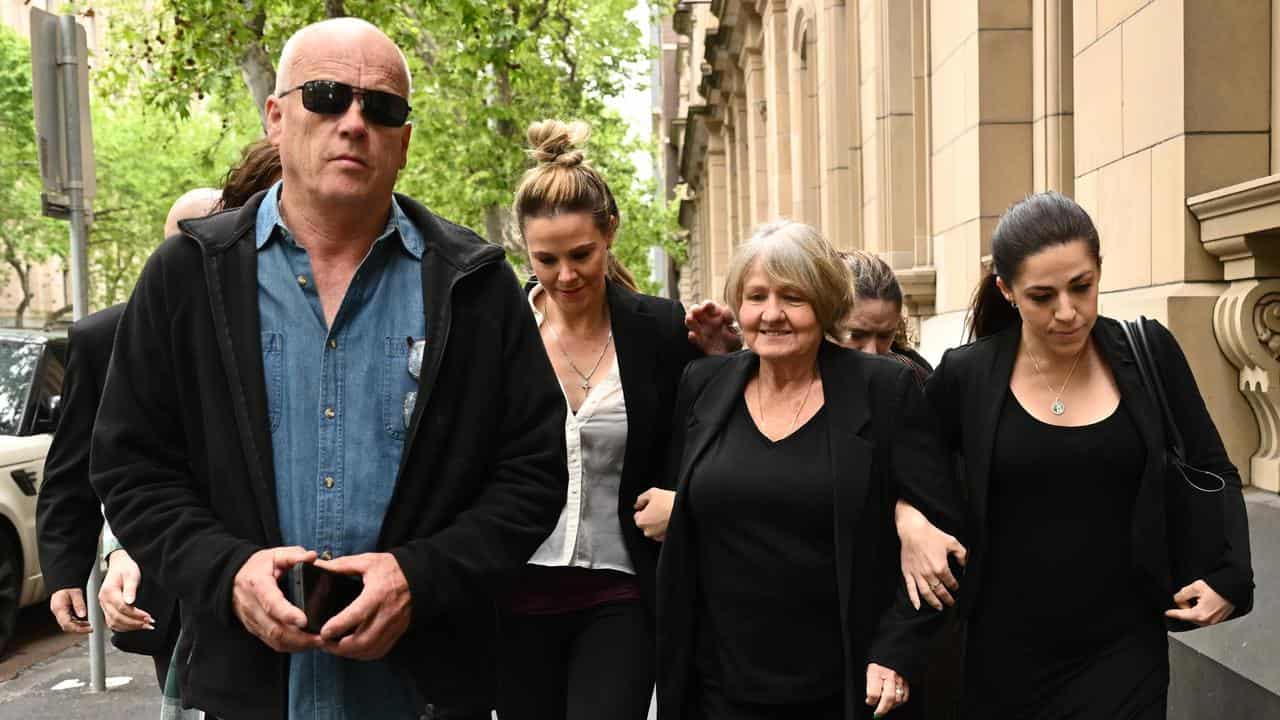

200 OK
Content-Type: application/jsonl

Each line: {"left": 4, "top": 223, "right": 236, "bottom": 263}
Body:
{"left": 495, "top": 600, "right": 653, "bottom": 720}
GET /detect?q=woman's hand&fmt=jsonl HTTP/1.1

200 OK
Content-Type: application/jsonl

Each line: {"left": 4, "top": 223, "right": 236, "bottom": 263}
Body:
{"left": 684, "top": 300, "right": 743, "bottom": 356}
{"left": 865, "top": 662, "right": 909, "bottom": 717}
{"left": 1165, "top": 579, "right": 1235, "bottom": 626}
{"left": 99, "top": 549, "right": 155, "bottom": 632}
{"left": 634, "top": 488, "right": 675, "bottom": 542}
{"left": 896, "top": 499, "right": 967, "bottom": 611}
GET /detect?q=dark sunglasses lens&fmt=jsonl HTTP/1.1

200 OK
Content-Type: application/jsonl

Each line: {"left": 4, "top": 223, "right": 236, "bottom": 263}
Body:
{"left": 361, "top": 90, "right": 411, "bottom": 127}
{"left": 301, "top": 80, "right": 354, "bottom": 115}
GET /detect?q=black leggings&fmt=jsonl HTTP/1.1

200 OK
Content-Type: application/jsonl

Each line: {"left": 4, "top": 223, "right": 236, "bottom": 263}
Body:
{"left": 496, "top": 600, "right": 653, "bottom": 720}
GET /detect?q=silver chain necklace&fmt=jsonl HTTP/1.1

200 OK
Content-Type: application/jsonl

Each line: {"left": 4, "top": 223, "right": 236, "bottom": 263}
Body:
{"left": 546, "top": 320, "right": 613, "bottom": 393}
{"left": 1025, "top": 341, "right": 1087, "bottom": 416}
{"left": 755, "top": 372, "right": 817, "bottom": 437}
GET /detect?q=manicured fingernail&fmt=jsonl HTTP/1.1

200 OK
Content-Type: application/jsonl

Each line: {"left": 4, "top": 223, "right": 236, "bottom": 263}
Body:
{"left": 144, "top": 624, "right": 155, "bottom": 631}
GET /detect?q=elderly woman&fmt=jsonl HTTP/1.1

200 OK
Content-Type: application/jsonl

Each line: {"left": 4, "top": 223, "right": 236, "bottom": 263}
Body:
{"left": 655, "top": 221, "right": 957, "bottom": 720}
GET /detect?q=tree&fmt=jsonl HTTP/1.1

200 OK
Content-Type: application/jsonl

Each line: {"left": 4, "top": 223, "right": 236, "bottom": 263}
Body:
{"left": 86, "top": 92, "right": 261, "bottom": 307}
{"left": 95, "top": 0, "right": 683, "bottom": 290}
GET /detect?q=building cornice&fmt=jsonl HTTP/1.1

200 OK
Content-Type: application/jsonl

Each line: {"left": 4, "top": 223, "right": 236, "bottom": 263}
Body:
{"left": 1188, "top": 174, "right": 1280, "bottom": 280}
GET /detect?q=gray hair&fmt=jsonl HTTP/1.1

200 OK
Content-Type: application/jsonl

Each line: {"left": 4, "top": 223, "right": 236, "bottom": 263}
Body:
{"left": 723, "top": 220, "right": 854, "bottom": 338}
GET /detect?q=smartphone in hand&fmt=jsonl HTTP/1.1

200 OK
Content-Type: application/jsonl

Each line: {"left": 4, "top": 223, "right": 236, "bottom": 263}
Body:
{"left": 288, "top": 562, "right": 363, "bottom": 635}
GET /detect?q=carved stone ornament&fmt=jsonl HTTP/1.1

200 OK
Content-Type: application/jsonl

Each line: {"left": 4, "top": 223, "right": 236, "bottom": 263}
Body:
{"left": 1254, "top": 292, "right": 1280, "bottom": 362}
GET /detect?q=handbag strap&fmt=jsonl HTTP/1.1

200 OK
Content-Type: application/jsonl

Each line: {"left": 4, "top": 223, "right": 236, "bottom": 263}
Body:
{"left": 1121, "top": 317, "right": 1186, "bottom": 461}
{"left": 1121, "top": 318, "right": 1226, "bottom": 493}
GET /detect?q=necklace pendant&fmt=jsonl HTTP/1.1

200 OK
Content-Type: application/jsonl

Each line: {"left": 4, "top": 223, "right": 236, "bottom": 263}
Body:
{"left": 580, "top": 380, "right": 591, "bottom": 392}
{"left": 1051, "top": 399, "right": 1066, "bottom": 416}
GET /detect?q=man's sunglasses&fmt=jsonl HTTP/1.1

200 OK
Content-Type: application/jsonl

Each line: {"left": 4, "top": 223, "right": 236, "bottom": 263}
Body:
{"left": 278, "top": 80, "right": 411, "bottom": 128}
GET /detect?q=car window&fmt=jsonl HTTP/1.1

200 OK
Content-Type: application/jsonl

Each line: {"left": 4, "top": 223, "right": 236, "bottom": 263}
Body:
{"left": 0, "top": 340, "right": 42, "bottom": 435}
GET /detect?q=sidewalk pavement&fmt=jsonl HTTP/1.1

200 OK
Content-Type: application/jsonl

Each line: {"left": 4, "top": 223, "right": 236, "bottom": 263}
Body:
{"left": 0, "top": 637, "right": 159, "bottom": 719}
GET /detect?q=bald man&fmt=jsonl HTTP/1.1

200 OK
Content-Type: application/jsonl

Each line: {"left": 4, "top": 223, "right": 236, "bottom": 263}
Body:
{"left": 163, "top": 187, "right": 222, "bottom": 238}
{"left": 90, "top": 18, "right": 566, "bottom": 720}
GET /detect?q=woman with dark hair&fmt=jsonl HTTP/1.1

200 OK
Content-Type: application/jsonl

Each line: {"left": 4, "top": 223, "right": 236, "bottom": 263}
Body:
{"left": 836, "top": 250, "right": 932, "bottom": 383}
{"left": 898, "top": 191, "right": 1253, "bottom": 718}
{"left": 219, "top": 138, "right": 282, "bottom": 210}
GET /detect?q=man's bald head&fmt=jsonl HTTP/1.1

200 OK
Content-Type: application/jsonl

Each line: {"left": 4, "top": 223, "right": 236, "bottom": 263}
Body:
{"left": 275, "top": 18, "right": 412, "bottom": 97}
{"left": 164, "top": 187, "right": 222, "bottom": 238}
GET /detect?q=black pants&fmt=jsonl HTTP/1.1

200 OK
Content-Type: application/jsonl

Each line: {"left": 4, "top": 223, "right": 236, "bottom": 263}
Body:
{"left": 496, "top": 600, "right": 653, "bottom": 720}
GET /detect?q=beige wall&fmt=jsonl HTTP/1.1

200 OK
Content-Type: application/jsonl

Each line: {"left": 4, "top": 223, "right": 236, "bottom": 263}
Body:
{"left": 665, "top": 0, "right": 1279, "bottom": 493}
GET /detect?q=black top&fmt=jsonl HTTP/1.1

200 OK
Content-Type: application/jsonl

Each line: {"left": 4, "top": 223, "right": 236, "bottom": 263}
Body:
{"left": 90, "top": 190, "right": 569, "bottom": 719}
{"left": 689, "top": 399, "right": 841, "bottom": 702}
{"left": 970, "top": 395, "right": 1147, "bottom": 662}
{"left": 923, "top": 318, "right": 1253, "bottom": 621}
{"left": 656, "top": 345, "right": 959, "bottom": 720}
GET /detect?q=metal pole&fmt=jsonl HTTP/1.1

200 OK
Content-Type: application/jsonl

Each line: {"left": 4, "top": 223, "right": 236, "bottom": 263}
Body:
{"left": 58, "top": 14, "right": 90, "bottom": 321}
{"left": 57, "top": 13, "right": 104, "bottom": 693}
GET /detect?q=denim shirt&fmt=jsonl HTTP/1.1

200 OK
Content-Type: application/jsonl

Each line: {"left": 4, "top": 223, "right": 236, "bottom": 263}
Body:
{"left": 256, "top": 182, "right": 424, "bottom": 720}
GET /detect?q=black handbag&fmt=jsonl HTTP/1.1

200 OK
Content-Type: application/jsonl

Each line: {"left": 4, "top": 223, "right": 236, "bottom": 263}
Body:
{"left": 1121, "top": 317, "right": 1228, "bottom": 631}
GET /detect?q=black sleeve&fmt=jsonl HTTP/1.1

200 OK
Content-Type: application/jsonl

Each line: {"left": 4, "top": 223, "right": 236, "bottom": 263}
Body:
{"left": 922, "top": 348, "right": 959, "bottom": 455}
{"left": 869, "top": 367, "right": 958, "bottom": 683}
{"left": 91, "top": 249, "right": 259, "bottom": 629}
{"left": 1151, "top": 321, "right": 1254, "bottom": 616}
{"left": 37, "top": 322, "right": 106, "bottom": 593}
{"left": 666, "top": 298, "right": 703, "bottom": 369}
{"left": 388, "top": 263, "right": 568, "bottom": 623}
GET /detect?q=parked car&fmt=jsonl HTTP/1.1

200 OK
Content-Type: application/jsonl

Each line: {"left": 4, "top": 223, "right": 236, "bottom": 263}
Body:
{"left": 0, "top": 329, "right": 66, "bottom": 655}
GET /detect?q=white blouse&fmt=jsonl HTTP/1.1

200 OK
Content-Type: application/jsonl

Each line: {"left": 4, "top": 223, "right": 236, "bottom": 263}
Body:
{"left": 527, "top": 285, "right": 634, "bottom": 574}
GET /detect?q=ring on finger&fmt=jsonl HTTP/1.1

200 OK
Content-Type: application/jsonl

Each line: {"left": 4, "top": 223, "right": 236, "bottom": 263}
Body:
{"left": 930, "top": 581, "right": 943, "bottom": 589}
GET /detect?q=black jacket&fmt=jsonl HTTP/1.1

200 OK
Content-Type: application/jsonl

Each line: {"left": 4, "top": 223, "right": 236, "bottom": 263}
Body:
{"left": 37, "top": 303, "right": 179, "bottom": 655}
{"left": 600, "top": 280, "right": 700, "bottom": 608}
{"left": 38, "top": 304, "right": 123, "bottom": 596}
{"left": 924, "top": 316, "right": 1254, "bottom": 620}
{"left": 656, "top": 342, "right": 959, "bottom": 720}
{"left": 90, "top": 191, "right": 569, "bottom": 719}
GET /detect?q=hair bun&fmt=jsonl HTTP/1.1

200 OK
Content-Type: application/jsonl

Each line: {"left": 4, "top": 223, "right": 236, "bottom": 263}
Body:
{"left": 527, "top": 119, "right": 591, "bottom": 167}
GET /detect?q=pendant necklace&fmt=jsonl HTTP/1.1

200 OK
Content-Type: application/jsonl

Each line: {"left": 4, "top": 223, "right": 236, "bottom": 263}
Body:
{"left": 1026, "top": 341, "right": 1087, "bottom": 416}
{"left": 546, "top": 320, "right": 613, "bottom": 393}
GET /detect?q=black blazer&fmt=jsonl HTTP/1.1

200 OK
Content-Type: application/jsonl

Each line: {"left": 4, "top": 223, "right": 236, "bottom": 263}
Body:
{"left": 656, "top": 341, "right": 959, "bottom": 720}
{"left": 38, "top": 304, "right": 123, "bottom": 595}
{"left": 38, "top": 303, "right": 179, "bottom": 656}
{"left": 526, "top": 277, "right": 700, "bottom": 608}
{"left": 604, "top": 280, "right": 700, "bottom": 608}
{"left": 924, "top": 316, "right": 1254, "bottom": 620}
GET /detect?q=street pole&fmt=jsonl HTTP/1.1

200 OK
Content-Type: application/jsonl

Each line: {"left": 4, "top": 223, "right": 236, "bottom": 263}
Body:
{"left": 56, "top": 13, "right": 104, "bottom": 693}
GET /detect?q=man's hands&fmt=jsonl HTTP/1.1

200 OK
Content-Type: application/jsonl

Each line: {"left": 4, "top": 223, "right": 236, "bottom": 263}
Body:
{"left": 634, "top": 488, "right": 675, "bottom": 542}
{"left": 865, "top": 662, "right": 909, "bottom": 717}
{"left": 895, "top": 500, "right": 967, "bottom": 611}
{"left": 232, "top": 549, "right": 411, "bottom": 660}
{"left": 685, "top": 300, "right": 743, "bottom": 356}
{"left": 1165, "top": 579, "right": 1235, "bottom": 627}
{"left": 233, "top": 546, "right": 323, "bottom": 653}
{"left": 313, "top": 552, "right": 412, "bottom": 661}
{"left": 99, "top": 549, "right": 155, "bottom": 632}
{"left": 49, "top": 588, "right": 91, "bottom": 634}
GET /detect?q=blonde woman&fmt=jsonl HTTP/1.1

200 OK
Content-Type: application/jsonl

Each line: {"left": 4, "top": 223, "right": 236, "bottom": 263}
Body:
{"left": 495, "top": 120, "right": 734, "bottom": 720}
{"left": 656, "top": 221, "right": 957, "bottom": 719}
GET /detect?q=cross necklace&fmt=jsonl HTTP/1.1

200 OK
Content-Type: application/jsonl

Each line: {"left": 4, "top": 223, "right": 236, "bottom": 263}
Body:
{"left": 546, "top": 320, "right": 613, "bottom": 393}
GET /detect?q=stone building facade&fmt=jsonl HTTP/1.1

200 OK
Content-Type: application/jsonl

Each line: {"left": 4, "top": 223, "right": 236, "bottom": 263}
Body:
{"left": 659, "top": 0, "right": 1280, "bottom": 714}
